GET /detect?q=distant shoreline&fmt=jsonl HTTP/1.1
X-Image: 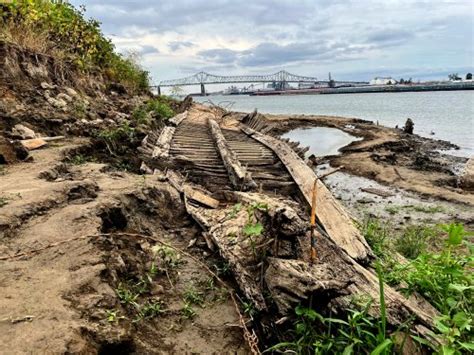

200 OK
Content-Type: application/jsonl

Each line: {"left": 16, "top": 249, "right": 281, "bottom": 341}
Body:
{"left": 248, "top": 82, "right": 474, "bottom": 96}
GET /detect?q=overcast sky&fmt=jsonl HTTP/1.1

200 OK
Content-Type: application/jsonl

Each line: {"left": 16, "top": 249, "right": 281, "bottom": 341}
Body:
{"left": 70, "top": 0, "right": 473, "bottom": 84}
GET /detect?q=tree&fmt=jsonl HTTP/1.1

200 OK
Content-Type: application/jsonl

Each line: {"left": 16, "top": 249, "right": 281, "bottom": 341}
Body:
{"left": 399, "top": 78, "right": 405, "bottom": 84}
{"left": 466, "top": 73, "right": 472, "bottom": 80}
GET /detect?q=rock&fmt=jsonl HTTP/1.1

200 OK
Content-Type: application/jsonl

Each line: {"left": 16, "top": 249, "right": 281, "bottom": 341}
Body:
{"left": 0, "top": 137, "right": 29, "bottom": 163}
{"left": 64, "top": 87, "right": 78, "bottom": 97}
{"left": 47, "top": 97, "right": 67, "bottom": 109}
{"left": 40, "top": 81, "right": 56, "bottom": 90}
{"left": 12, "top": 124, "right": 36, "bottom": 139}
{"left": 150, "top": 284, "right": 165, "bottom": 296}
{"left": 57, "top": 93, "right": 73, "bottom": 102}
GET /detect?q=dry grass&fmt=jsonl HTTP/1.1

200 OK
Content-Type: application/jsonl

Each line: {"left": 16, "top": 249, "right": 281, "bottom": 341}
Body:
{"left": 0, "top": 23, "right": 65, "bottom": 59}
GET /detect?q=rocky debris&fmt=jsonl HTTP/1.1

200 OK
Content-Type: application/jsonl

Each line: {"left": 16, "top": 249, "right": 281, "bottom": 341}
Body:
{"left": 40, "top": 81, "right": 56, "bottom": 90}
{"left": 0, "top": 137, "right": 29, "bottom": 163}
{"left": 57, "top": 92, "right": 73, "bottom": 103}
{"left": 64, "top": 87, "right": 78, "bottom": 97}
{"left": 12, "top": 124, "right": 36, "bottom": 139}
{"left": 460, "top": 158, "right": 474, "bottom": 191}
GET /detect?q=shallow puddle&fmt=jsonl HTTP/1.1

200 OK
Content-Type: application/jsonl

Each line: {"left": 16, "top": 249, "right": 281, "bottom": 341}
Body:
{"left": 281, "top": 126, "right": 360, "bottom": 157}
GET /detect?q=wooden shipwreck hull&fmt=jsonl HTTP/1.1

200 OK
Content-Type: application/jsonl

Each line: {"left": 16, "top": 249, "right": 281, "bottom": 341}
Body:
{"left": 138, "top": 103, "right": 440, "bottom": 343}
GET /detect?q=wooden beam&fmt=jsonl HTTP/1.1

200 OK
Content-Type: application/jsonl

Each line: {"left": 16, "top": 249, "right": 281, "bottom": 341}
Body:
{"left": 241, "top": 125, "right": 373, "bottom": 263}
{"left": 208, "top": 118, "right": 256, "bottom": 191}
{"left": 169, "top": 111, "right": 188, "bottom": 126}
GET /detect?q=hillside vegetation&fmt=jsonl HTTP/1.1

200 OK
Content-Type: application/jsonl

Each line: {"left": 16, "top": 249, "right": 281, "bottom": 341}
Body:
{"left": 0, "top": 0, "right": 149, "bottom": 92}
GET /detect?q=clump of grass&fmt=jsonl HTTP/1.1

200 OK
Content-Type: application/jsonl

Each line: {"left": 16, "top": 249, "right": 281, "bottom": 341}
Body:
{"left": 361, "top": 218, "right": 473, "bottom": 353}
{"left": 393, "top": 224, "right": 437, "bottom": 259}
{"left": 0, "top": 196, "right": 8, "bottom": 208}
{"left": 106, "top": 309, "right": 125, "bottom": 324}
{"left": 68, "top": 153, "right": 90, "bottom": 165}
{"left": 359, "top": 217, "right": 392, "bottom": 260}
{"left": 181, "top": 303, "right": 197, "bottom": 320}
{"left": 183, "top": 286, "right": 205, "bottom": 307}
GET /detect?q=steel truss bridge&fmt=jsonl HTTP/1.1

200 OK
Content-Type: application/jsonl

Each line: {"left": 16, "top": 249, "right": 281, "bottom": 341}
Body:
{"left": 154, "top": 70, "right": 367, "bottom": 95}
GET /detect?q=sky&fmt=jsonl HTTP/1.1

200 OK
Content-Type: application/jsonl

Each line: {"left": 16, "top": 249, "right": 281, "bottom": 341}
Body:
{"left": 70, "top": 0, "right": 473, "bottom": 87}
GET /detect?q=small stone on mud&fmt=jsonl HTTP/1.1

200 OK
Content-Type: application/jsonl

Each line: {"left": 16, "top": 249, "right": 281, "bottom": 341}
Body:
{"left": 151, "top": 284, "right": 165, "bottom": 295}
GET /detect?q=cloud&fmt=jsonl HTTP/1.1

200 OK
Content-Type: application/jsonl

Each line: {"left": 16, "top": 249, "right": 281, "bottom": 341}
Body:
{"left": 168, "top": 41, "right": 195, "bottom": 51}
{"left": 138, "top": 45, "right": 160, "bottom": 55}
{"left": 366, "top": 29, "right": 414, "bottom": 45}
{"left": 197, "top": 41, "right": 373, "bottom": 69}
{"left": 70, "top": 0, "right": 474, "bottom": 80}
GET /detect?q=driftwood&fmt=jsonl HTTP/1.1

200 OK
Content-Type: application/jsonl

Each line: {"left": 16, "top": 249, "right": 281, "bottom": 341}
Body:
{"left": 208, "top": 118, "right": 256, "bottom": 191}
{"left": 360, "top": 187, "right": 395, "bottom": 198}
{"left": 241, "top": 125, "right": 373, "bottom": 264}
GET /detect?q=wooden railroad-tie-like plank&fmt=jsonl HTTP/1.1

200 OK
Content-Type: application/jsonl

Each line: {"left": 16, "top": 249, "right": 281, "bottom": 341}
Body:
{"left": 208, "top": 118, "right": 256, "bottom": 191}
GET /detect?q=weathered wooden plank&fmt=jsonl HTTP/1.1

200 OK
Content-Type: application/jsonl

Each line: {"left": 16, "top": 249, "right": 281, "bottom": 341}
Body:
{"left": 208, "top": 118, "right": 256, "bottom": 191}
{"left": 152, "top": 126, "right": 175, "bottom": 159}
{"left": 183, "top": 185, "right": 220, "bottom": 209}
{"left": 168, "top": 111, "right": 188, "bottom": 126}
{"left": 241, "top": 125, "right": 373, "bottom": 263}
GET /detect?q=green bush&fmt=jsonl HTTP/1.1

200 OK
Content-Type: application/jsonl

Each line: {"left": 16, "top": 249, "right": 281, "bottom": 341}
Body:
{"left": 146, "top": 98, "right": 175, "bottom": 119}
{"left": 0, "top": 0, "right": 149, "bottom": 92}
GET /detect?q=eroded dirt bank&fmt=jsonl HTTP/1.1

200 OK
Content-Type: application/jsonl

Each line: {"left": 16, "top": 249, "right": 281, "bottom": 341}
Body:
{"left": 0, "top": 140, "right": 246, "bottom": 353}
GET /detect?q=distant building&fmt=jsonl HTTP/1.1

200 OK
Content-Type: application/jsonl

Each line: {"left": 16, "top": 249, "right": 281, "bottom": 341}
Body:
{"left": 370, "top": 77, "right": 398, "bottom": 85}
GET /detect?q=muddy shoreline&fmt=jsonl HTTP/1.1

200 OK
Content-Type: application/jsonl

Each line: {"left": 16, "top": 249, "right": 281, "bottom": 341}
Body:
{"left": 255, "top": 112, "right": 473, "bottom": 228}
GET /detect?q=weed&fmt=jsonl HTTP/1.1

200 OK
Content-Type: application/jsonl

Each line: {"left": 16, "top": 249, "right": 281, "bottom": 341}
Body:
{"left": 359, "top": 217, "right": 391, "bottom": 260}
{"left": 267, "top": 265, "right": 394, "bottom": 354}
{"left": 411, "top": 205, "right": 445, "bottom": 214}
{"left": 116, "top": 283, "right": 139, "bottom": 309}
{"left": 68, "top": 154, "right": 89, "bottom": 165}
{"left": 72, "top": 101, "right": 87, "bottom": 119}
{"left": 135, "top": 300, "right": 165, "bottom": 322}
{"left": 385, "top": 223, "right": 473, "bottom": 353}
{"left": 152, "top": 245, "right": 182, "bottom": 270}
{"left": 393, "top": 224, "right": 436, "bottom": 259}
{"left": 385, "top": 205, "right": 402, "bottom": 215}
{"left": 131, "top": 106, "right": 148, "bottom": 125}
{"left": 146, "top": 98, "right": 174, "bottom": 120}
{"left": 96, "top": 122, "right": 136, "bottom": 155}
{"left": 183, "top": 286, "right": 205, "bottom": 307}
{"left": 181, "top": 303, "right": 197, "bottom": 319}
{"left": 213, "top": 261, "right": 231, "bottom": 277}
{"left": 226, "top": 202, "right": 242, "bottom": 220}
{"left": 0, "top": 196, "right": 8, "bottom": 208}
{"left": 106, "top": 309, "right": 125, "bottom": 323}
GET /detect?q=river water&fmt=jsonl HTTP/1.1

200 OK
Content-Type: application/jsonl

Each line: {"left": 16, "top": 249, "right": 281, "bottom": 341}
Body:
{"left": 196, "top": 91, "right": 474, "bottom": 157}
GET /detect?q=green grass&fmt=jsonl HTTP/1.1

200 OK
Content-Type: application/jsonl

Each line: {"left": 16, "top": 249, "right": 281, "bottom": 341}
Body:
{"left": 385, "top": 204, "right": 445, "bottom": 215}
{"left": 360, "top": 219, "right": 474, "bottom": 353}
{"left": 0, "top": 196, "right": 8, "bottom": 208}
{"left": 183, "top": 286, "right": 205, "bottom": 307}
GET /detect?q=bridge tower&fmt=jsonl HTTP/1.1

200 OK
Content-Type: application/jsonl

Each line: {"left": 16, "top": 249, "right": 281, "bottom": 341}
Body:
{"left": 200, "top": 83, "right": 206, "bottom": 96}
{"left": 157, "top": 86, "right": 161, "bottom": 96}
